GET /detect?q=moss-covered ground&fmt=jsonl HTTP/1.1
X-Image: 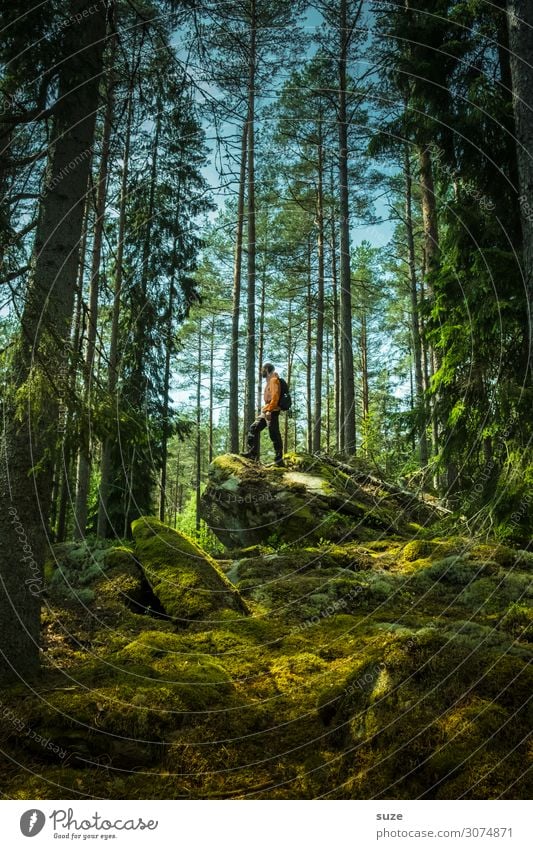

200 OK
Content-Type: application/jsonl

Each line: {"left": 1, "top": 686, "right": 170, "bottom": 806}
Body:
{"left": 1, "top": 514, "right": 531, "bottom": 800}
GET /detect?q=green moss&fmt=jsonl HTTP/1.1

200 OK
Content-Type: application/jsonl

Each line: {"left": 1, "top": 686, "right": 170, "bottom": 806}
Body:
{"left": 4, "top": 496, "right": 532, "bottom": 801}
{"left": 458, "top": 569, "right": 532, "bottom": 612}
{"left": 207, "top": 453, "right": 266, "bottom": 487}
{"left": 111, "top": 631, "right": 234, "bottom": 700}
{"left": 43, "top": 560, "right": 55, "bottom": 585}
{"left": 131, "top": 517, "right": 249, "bottom": 623}
{"left": 514, "top": 549, "right": 533, "bottom": 572}
{"left": 202, "top": 453, "right": 445, "bottom": 549}
{"left": 232, "top": 544, "right": 275, "bottom": 559}
{"left": 468, "top": 543, "right": 519, "bottom": 568}
{"left": 400, "top": 539, "right": 440, "bottom": 562}
{"left": 312, "top": 621, "right": 532, "bottom": 797}
{"left": 45, "top": 542, "right": 140, "bottom": 613}
{"left": 499, "top": 602, "right": 533, "bottom": 641}
{"left": 313, "top": 543, "right": 357, "bottom": 569}
{"left": 415, "top": 555, "right": 496, "bottom": 587}
{"left": 269, "top": 652, "right": 327, "bottom": 692}
{"left": 364, "top": 539, "right": 399, "bottom": 552}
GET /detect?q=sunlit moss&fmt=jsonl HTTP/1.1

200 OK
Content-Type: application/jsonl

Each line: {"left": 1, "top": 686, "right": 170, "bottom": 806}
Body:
{"left": 131, "top": 516, "right": 249, "bottom": 623}
{"left": 2, "top": 497, "right": 531, "bottom": 800}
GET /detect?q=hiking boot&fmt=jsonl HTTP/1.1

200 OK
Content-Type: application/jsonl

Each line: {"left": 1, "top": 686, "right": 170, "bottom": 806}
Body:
{"left": 240, "top": 450, "right": 258, "bottom": 461}
{"left": 266, "top": 458, "right": 285, "bottom": 468}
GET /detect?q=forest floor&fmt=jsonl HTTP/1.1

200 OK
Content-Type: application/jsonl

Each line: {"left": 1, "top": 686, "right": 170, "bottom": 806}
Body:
{"left": 1, "top": 455, "right": 531, "bottom": 799}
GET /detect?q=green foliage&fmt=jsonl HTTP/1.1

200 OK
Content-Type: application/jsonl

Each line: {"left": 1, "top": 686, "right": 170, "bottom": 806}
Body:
{"left": 491, "top": 449, "right": 533, "bottom": 544}
{"left": 173, "top": 491, "right": 225, "bottom": 554}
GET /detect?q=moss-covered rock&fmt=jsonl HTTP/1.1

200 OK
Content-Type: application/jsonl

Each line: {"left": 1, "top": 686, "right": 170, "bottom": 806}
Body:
{"left": 45, "top": 537, "right": 119, "bottom": 602}
{"left": 2, "top": 485, "right": 531, "bottom": 800}
{"left": 4, "top": 628, "right": 237, "bottom": 772}
{"left": 316, "top": 624, "right": 532, "bottom": 798}
{"left": 400, "top": 539, "right": 441, "bottom": 562}
{"left": 201, "top": 453, "right": 445, "bottom": 548}
{"left": 467, "top": 542, "right": 520, "bottom": 569}
{"left": 498, "top": 601, "right": 533, "bottom": 641}
{"left": 131, "top": 517, "right": 250, "bottom": 624}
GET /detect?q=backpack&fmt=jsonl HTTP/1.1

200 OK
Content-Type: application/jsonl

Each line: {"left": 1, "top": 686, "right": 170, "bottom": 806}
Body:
{"left": 278, "top": 377, "right": 292, "bottom": 411}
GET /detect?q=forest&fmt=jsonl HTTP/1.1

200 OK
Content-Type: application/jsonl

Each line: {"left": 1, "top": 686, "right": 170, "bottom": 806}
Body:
{"left": 0, "top": 0, "right": 531, "bottom": 801}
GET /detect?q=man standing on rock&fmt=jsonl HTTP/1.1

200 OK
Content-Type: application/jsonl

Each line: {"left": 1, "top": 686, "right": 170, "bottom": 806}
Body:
{"left": 241, "top": 362, "right": 285, "bottom": 467}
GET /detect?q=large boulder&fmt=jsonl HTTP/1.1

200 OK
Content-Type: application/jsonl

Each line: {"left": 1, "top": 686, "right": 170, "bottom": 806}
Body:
{"left": 131, "top": 517, "right": 250, "bottom": 623}
{"left": 200, "top": 453, "right": 445, "bottom": 548}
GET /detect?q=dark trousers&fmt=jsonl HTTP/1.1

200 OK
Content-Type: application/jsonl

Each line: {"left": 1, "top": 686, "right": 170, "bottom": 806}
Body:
{"left": 247, "top": 411, "right": 283, "bottom": 460}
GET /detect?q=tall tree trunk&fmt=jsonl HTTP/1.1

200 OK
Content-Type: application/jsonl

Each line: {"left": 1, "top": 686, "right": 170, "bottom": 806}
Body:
{"left": 496, "top": 1, "right": 520, "bottom": 195}
{"left": 97, "top": 59, "right": 135, "bottom": 538}
{"left": 508, "top": 0, "right": 533, "bottom": 383}
{"left": 229, "top": 120, "right": 248, "bottom": 452}
{"left": 418, "top": 145, "right": 440, "bottom": 275}
{"left": 312, "top": 137, "right": 325, "bottom": 453}
{"left": 74, "top": 27, "right": 116, "bottom": 539}
{"left": 159, "top": 223, "right": 178, "bottom": 522}
{"left": 338, "top": 0, "right": 356, "bottom": 456}
{"left": 123, "top": 444, "right": 135, "bottom": 538}
{"left": 285, "top": 299, "right": 293, "bottom": 450}
{"left": 419, "top": 273, "right": 430, "bottom": 396}
{"left": 133, "top": 101, "right": 160, "bottom": 388}
{"left": 56, "top": 219, "right": 88, "bottom": 543}
{"left": 209, "top": 316, "right": 215, "bottom": 463}
{"left": 257, "top": 262, "right": 266, "bottom": 415}
{"left": 0, "top": 0, "right": 106, "bottom": 683}
{"left": 418, "top": 143, "right": 441, "bottom": 480}
{"left": 122, "top": 101, "right": 161, "bottom": 536}
{"left": 50, "top": 212, "right": 89, "bottom": 542}
{"left": 0, "top": 122, "right": 14, "bottom": 274}
{"left": 293, "top": 375, "right": 298, "bottom": 449}
{"left": 405, "top": 145, "right": 429, "bottom": 469}
{"left": 330, "top": 169, "right": 342, "bottom": 454}
{"left": 173, "top": 449, "right": 181, "bottom": 528}
{"left": 325, "top": 323, "right": 331, "bottom": 453}
{"left": 306, "top": 235, "right": 313, "bottom": 454}
{"left": 360, "top": 310, "right": 369, "bottom": 455}
{"left": 245, "top": 0, "right": 257, "bottom": 433}
{"left": 195, "top": 318, "right": 202, "bottom": 532}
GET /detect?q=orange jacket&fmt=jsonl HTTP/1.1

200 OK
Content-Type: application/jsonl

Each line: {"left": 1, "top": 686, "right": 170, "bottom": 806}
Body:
{"left": 262, "top": 372, "right": 281, "bottom": 413}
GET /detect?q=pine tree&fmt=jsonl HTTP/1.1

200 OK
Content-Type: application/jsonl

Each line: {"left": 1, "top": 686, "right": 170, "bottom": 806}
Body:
{"left": 0, "top": 0, "right": 108, "bottom": 682}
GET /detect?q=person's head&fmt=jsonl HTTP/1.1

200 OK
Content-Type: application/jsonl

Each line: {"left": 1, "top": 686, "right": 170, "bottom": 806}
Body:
{"left": 261, "top": 362, "right": 275, "bottom": 379}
